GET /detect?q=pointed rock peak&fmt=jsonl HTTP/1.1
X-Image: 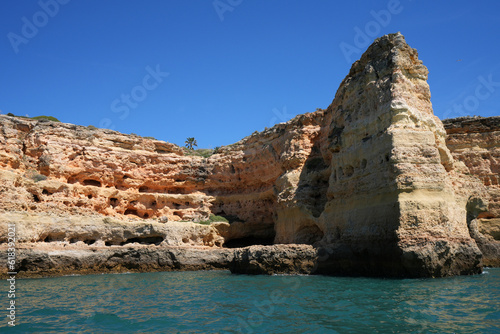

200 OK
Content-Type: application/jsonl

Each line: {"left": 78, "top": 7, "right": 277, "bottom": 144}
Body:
{"left": 347, "top": 32, "right": 427, "bottom": 81}
{"left": 373, "top": 31, "right": 407, "bottom": 50}
{"left": 331, "top": 32, "right": 428, "bottom": 121}
{"left": 362, "top": 32, "right": 410, "bottom": 61}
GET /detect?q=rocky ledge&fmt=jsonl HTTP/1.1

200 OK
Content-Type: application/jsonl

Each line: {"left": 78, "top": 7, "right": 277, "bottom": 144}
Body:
{"left": 1, "top": 33, "right": 499, "bottom": 278}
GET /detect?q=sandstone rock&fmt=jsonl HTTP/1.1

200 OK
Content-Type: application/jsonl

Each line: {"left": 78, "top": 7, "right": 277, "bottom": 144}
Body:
{"left": 468, "top": 218, "right": 500, "bottom": 267}
{"left": 277, "top": 32, "right": 483, "bottom": 277}
{"left": 0, "top": 212, "right": 225, "bottom": 247}
{"left": 479, "top": 218, "right": 500, "bottom": 240}
{"left": 229, "top": 245, "right": 317, "bottom": 275}
{"left": 0, "top": 32, "right": 497, "bottom": 278}
{"left": 444, "top": 116, "right": 500, "bottom": 217}
{"left": 443, "top": 116, "right": 500, "bottom": 266}
{"left": 0, "top": 245, "right": 234, "bottom": 278}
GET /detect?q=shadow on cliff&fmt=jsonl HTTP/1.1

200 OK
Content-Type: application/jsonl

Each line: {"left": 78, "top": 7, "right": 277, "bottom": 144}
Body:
{"left": 291, "top": 141, "right": 330, "bottom": 244}
{"left": 291, "top": 139, "right": 409, "bottom": 276}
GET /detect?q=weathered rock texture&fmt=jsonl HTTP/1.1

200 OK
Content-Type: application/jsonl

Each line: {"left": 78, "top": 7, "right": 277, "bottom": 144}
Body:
{"left": 4, "top": 245, "right": 235, "bottom": 278}
{"left": 229, "top": 244, "right": 317, "bottom": 275}
{"left": 0, "top": 32, "right": 497, "bottom": 278}
{"left": 279, "top": 32, "right": 484, "bottom": 277}
{"left": 0, "top": 212, "right": 224, "bottom": 247}
{"left": 444, "top": 116, "right": 500, "bottom": 266}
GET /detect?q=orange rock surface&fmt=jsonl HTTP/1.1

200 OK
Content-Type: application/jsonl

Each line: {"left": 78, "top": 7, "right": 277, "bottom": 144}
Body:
{"left": 444, "top": 116, "right": 500, "bottom": 265}
{"left": 1, "top": 33, "right": 498, "bottom": 277}
{"left": 444, "top": 116, "right": 500, "bottom": 218}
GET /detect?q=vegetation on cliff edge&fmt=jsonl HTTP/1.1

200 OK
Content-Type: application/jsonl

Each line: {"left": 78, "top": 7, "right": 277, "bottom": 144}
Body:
{"left": 6, "top": 113, "right": 61, "bottom": 122}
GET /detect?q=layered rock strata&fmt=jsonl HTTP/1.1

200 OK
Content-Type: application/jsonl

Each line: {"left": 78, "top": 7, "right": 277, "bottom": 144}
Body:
{"left": 0, "top": 33, "right": 496, "bottom": 278}
{"left": 282, "top": 32, "right": 484, "bottom": 277}
{"left": 444, "top": 116, "right": 500, "bottom": 266}
{"left": 10, "top": 246, "right": 235, "bottom": 278}
{"left": 229, "top": 244, "right": 317, "bottom": 275}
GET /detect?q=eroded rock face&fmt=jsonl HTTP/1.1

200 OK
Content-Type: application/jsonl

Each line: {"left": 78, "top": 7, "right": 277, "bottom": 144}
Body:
{"left": 444, "top": 116, "right": 500, "bottom": 218}
{"left": 0, "top": 119, "right": 213, "bottom": 222}
{"left": 273, "top": 33, "right": 484, "bottom": 276}
{"left": 0, "top": 212, "right": 225, "bottom": 247}
{"left": 0, "top": 245, "right": 235, "bottom": 278}
{"left": 444, "top": 116, "right": 500, "bottom": 266}
{"left": 0, "top": 33, "right": 496, "bottom": 278}
{"left": 229, "top": 244, "right": 317, "bottom": 275}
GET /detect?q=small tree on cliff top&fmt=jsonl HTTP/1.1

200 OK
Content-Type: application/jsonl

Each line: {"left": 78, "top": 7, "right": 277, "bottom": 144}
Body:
{"left": 185, "top": 137, "right": 198, "bottom": 150}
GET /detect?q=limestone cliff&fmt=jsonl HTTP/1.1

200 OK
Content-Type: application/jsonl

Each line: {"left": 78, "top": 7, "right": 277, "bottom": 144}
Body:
{"left": 274, "top": 32, "right": 484, "bottom": 277}
{"left": 443, "top": 116, "right": 500, "bottom": 266}
{"left": 0, "top": 33, "right": 496, "bottom": 278}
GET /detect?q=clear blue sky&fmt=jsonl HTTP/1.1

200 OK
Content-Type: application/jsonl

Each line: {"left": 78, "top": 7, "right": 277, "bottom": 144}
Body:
{"left": 1, "top": 1, "right": 499, "bottom": 148}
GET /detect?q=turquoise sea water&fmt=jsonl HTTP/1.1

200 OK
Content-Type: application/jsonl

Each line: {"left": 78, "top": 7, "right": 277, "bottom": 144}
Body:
{"left": 1, "top": 269, "right": 499, "bottom": 333}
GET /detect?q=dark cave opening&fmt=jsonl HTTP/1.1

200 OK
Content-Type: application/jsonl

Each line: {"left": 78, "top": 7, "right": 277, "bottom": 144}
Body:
{"left": 124, "top": 208, "right": 139, "bottom": 217}
{"left": 110, "top": 198, "right": 118, "bottom": 207}
{"left": 120, "top": 236, "right": 164, "bottom": 246}
{"left": 69, "top": 238, "right": 96, "bottom": 245}
{"left": 42, "top": 234, "right": 65, "bottom": 242}
{"left": 83, "top": 179, "right": 102, "bottom": 187}
{"left": 223, "top": 236, "right": 275, "bottom": 248}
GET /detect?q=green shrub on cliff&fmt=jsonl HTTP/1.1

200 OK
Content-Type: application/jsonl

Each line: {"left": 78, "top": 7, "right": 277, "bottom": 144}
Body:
{"left": 183, "top": 148, "right": 215, "bottom": 158}
{"left": 210, "top": 215, "right": 228, "bottom": 222}
{"left": 31, "top": 115, "right": 61, "bottom": 122}
{"left": 4, "top": 113, "right": 60, "bottom": 122}
{"left": 195, "top": 149, "right": 214, "bottom": 158}
{"left": 198, "top": 214, "right": 229, "bottom": 225}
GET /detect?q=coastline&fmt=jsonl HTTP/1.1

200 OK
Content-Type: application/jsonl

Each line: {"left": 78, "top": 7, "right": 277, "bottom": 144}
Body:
{"left": 1, "top": 33, "right": 499, "bottom": 279}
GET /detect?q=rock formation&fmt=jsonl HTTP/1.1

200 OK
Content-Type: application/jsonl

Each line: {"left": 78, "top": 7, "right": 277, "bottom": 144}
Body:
{"left": 273, "top": 32, "right": 484, "bottom": 277}
{"left": 0, "top": 32, "right": 498, "bottom": 278}
{"left": 229, "top": 245, "right": 317, "bottom": 275}
{"left": 443, "top": 116, "right": 500, "bottom": 266}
